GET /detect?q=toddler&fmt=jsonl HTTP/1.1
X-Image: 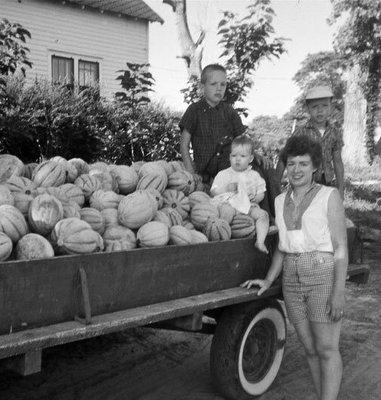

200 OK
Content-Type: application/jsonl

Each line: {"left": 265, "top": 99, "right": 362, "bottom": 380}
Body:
{"left": 210, "top": 135, "right": 270, "bottom": 253}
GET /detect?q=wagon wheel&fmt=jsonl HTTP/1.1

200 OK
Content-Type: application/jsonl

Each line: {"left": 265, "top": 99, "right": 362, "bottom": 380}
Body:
{"left": 210, "top": 300, "right": 286, "bottom": 400}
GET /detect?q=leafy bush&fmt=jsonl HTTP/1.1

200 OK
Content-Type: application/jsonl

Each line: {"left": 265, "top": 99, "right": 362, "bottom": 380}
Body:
{"left": 104, "top": 102, "right": 181, "bottom": 164}
{"left": 0, "top": 77, "right": 181, "bottom": 164}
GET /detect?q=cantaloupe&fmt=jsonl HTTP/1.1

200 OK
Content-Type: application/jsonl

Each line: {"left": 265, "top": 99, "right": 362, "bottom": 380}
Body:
{"left": 0, "top": 154, "right": 24, "bottom": 182}
{"left": 190, "top": 202, "right": 219, "bottom": 229}
{"left": 101, "top": 208, "right": 119, "bottom": 229}
{"left": 0, "top": 185, "right": 14, "bottom": 206}
{"left": 0, "top": 232, "right": 13, "bottom": 261}
{"left": 13, "top": 191, "right": 34, "bottom": 216}
{"left": 90, "top": 189, "right": 120, "bottom": 210}
{"left": 136, "top": 172, "right": 168, "bottom": 194}
{"left": 161, "top": 207, "right": 183, "bottom": 226}
{"left": 59, "top": 183, "right": 85, "bottom": 207}
{"left": 203, "top": 217, "right": 231, "bottom": 241}
{"left": 74, "top": 174, "right": 102, "bottom": 200}
{"left": 162, "top": 189, "right": 190, "bottom": 219}
{"left": 6, "top": 176, "right": 36, "bottom": 194}
{"left": 0, "top": 205, "right": 28, "bottom": 243}
{"left": 51, "top": 217, "right": 104, "bottom": 255}
{"left": 188, "top": 191, "right": 210, "bottom": 208}
{"left": 16, "top": 233, "right": 54, "bottom": 260}
{"left": 28, "top": 194, "right": 64, "bottom": 235}
{"left": 80, "top": 207, "right": 106, "bottom": 234}
{"left": 102, "top": 225, "right": 136, "bottom": 252}
{"left": 136, "top": 221, "right": 169, "bottom": 247}
{"left": 169, "top": 225, "right": 193, "bottom": 245}
{"left": 218, "top": 203, "right": 236, "bottom": 224}
{"left": 190, "top": 230, "right": 209, "bottom": 244}
{"left": 167, "top": 170, "right": 195, "bottom": 195}
{"left": 32, "top": 161, "right": 66, "bottom": 187}
{"left": 118, "top": 190, "right": 156, "bottom": 229}
{"left": 112, "top": 165, "right": 138, "bottom": 194}
{"left": 68, "top": 158, "right": 89, "bottom": 176}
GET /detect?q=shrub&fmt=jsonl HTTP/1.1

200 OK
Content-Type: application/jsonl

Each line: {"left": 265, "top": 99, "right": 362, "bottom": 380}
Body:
{"left": 0, "top": 77, "right": 181, "bottom": 164}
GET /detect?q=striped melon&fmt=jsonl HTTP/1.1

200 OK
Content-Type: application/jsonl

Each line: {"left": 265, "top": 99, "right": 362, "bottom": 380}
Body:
{"left": 6, "top": 176, "right": 36, "bottom": 194}
{"left": 203, "top": 217, "right": 231, "bottom": 241}
{"left": 188, "top": 191, "right": 211, "bottom": 208}
{"left": 153, "top": 210, "right": 172, "bottom": 227}
{"left": 59, "top": 183, "right": 85, "bottom": 207}
{"left": 74, "top": 174, "right": 102, "bottom": 200}
{"left": 101, "top": 208, "right": 119, "bottom": 229}
{"left": 90, "top": 190, "right": 120, "bottom": 210}
{"left": 80, "top": 207, "right": 106, "bottom": 234}
{"left": 190, "top": 202, "right": 219, "bottom": 230}
{"left": 102, "top": 225, "right": 136, "bottom": 252}
{"left": 147, "top": 188, "right": 164, "bottom": 209}
{"left": 136, "top": 221, "right": 169, "bottom": 247}
{"left": 138, "top": 162, "right": 167, "bottom": 179}
{"left": 68, "top": 158, "right": 89, "bottom": 176}
{"left": 118, "top": 190, "right": 156, "bottom": 229}
{"left": 28, "top": 194, "right": 64, "bottom": 235}
{"left": 161, "top": 207, "right": 183, "bottom": 226}
{"left": 0, "top": 154, "right": 24, "bottom": 182}
{"left": 32, "top": 161, "right": 66, "bottom": 187}
{"left": 0, "top": 185, "right": 14, "bottom": 206}
{"left": 190, "top": 230, "right": 209, "bottom": 244}
{"left": 113, "top": 165, "right": 138, "bottom": 194}
{"left": 169, "top": 225, "right": 193, "bottom": 245}
{"left": 0, "top": 205, "right": 28, "bottom": 243}
{"left": 0, "top": 232, "right": 13, "bottom": 261}
{"left": 136, "top": 172, "right": 168, "bottom": 194}
{"left": 89, "top": 170, "right": 118, "bottom": 192}
{"left": 162, "top": 189, "right": 190, "bottom": 219}
{"left": 16, "top": 233, "right": 54, "bottom": 260}
{"left": 51, "top": 217, "right": 104, "bottom": 255}
{"left": 13, "top": 191, "right": 34, "bottom": 216}
{"left": 22, "top": 163, "right": 38, "bottom": 180}
{"left": 167, "top": 170, "right": 195, "bottom": 195}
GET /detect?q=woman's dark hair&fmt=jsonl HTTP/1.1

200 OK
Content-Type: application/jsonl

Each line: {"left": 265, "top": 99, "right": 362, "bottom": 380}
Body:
{"left": 280, "top": 134, "right": 322, "bottom": 169}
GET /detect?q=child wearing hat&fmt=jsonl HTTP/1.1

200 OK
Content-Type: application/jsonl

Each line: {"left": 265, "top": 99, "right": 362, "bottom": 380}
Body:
{"left": 276, "top": 85, "right": 345, "bottom": 198}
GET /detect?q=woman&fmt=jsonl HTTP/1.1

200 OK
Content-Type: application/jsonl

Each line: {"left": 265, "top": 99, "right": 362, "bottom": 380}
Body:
{"left": 242, "top": 134, "right": 348, "bottom": 400}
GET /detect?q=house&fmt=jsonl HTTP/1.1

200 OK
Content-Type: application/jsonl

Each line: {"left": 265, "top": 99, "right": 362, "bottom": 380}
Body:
{"left": 0, "top": 0, "right": 163, "bottom": 97}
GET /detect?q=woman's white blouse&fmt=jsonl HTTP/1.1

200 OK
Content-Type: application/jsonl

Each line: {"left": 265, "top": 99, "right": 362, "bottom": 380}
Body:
{"left": 275, "top": 185, "right": 335, "bottom": 253}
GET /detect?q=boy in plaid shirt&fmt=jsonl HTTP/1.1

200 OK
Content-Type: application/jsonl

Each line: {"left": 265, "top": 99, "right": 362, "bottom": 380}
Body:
{"left": 179, "top": 64, "right": 267, "bottom": 187}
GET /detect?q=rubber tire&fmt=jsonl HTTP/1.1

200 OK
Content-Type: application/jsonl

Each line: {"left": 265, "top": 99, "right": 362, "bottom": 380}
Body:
{"left": 210, "top": 300, "right": 286, "bottom": 400}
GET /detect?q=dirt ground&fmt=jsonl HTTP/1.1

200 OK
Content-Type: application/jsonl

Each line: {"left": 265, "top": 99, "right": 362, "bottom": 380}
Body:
{"left": 0, "top": 243, "right": 380, "bottom": 400}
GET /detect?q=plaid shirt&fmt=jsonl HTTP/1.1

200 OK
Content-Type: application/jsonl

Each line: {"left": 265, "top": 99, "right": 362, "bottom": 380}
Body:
{"left": 179, "top": 99, "right": 245, "bottom": 177}
{"left": 293, "top": 120, "right": 343, "bottom": 184}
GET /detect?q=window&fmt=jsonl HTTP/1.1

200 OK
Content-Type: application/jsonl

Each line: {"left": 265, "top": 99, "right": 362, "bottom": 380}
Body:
{"left": 78, "top": 60, "right": 99, "bottom": 88}
{"left": 52, "top": 56, "right": 74, "bottom": 87}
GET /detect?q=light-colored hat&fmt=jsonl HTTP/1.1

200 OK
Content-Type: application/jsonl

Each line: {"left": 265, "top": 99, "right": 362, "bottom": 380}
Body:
{"left": 305, "top": 85, "right": 333, "bottom": 100}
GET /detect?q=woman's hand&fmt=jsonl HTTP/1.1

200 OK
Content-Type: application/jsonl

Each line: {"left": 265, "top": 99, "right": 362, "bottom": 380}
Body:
{"left": 240, "top": 279, "right": 272, "bottom": 295}
{"left": 327, "top": 290, "right": 345, "bottom": 322}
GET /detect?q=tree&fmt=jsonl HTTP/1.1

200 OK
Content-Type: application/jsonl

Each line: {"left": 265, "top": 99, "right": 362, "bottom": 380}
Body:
{"left": 165, "top": 0, "right": 287, "bottom": 116}
{"left": 0, "top": 18, "right": 32, "bottom": 110}
{"left": 162, "top": 0, "right": 205, "bottom": 79}
{"left": 330, "top": 0, "right": 381, "bottom": 165}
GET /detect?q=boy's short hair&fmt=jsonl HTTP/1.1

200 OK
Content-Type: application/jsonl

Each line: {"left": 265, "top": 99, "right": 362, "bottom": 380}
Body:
{"left": 201, "top": 64, "right": 226, "bottom": 84}
{"left": 231, "top": 134, "right": 255, "bottom": 155}
{"left": 280, "top": 134, "right": 322, "bottom": 169}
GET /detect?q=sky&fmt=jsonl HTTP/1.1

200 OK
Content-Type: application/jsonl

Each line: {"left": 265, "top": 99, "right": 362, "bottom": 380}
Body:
{"left": 145, "top": 0, "right": 336, "bottom": 122}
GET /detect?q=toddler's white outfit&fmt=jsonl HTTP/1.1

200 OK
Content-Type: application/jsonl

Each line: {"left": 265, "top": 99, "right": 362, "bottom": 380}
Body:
{"left": 210, "top": 167, "right": 266, "bottom": 214}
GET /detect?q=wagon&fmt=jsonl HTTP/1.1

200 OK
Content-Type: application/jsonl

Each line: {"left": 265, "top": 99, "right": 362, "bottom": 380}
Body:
{"left": 0, "top": 226, "right": 369, "bottom": 399}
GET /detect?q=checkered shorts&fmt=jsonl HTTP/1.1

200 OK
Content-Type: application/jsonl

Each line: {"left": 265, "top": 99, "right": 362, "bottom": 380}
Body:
{"left": 282, "top": 251, "right": 335, "bottom": 325}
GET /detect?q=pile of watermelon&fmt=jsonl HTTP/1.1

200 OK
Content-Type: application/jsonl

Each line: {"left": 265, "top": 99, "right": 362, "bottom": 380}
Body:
{"left": 0, "top": 154, "right": 256, "bottom": 262}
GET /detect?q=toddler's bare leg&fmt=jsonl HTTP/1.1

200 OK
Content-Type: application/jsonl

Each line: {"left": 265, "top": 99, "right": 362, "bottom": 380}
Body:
{"left": 250, "top": 206, "right": 269, "bottom": 253}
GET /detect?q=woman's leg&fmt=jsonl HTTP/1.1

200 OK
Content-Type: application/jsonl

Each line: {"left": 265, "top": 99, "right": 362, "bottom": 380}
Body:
{"left": 311, "top": 321, "right": 342, "bottom": 400}
{"left": 293, "top": 320, "right": 322, "bottom": 398}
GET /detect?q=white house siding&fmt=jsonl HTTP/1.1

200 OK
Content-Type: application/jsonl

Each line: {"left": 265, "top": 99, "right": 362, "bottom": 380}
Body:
{"left": 0, "top": 0, "right": 149, "bottom": 98}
